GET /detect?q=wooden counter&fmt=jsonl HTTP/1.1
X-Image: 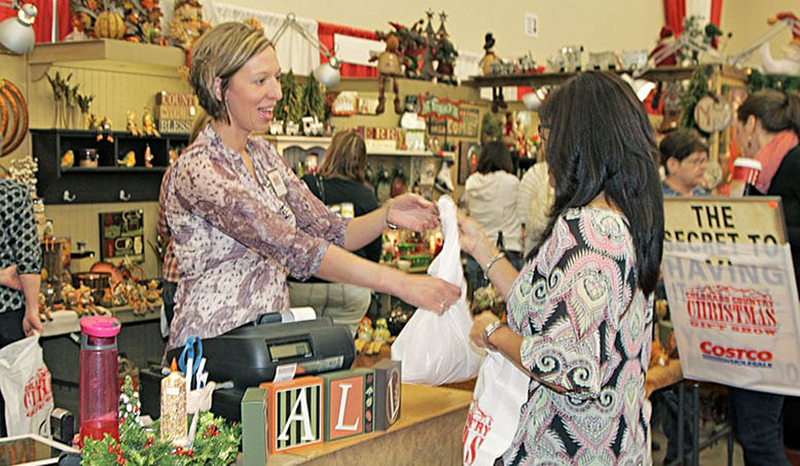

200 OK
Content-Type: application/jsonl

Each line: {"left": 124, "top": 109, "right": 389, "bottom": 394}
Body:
{"left": 263, "top": 383, "right": 471, "bottom": 465}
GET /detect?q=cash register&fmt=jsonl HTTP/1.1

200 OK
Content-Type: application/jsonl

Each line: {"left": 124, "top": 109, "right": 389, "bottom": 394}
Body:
{"left": 140, "top": 313, "right": 356, "bottom": 422}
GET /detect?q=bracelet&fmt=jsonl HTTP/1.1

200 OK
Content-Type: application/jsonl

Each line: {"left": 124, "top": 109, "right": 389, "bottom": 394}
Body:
{"left": 483, "top": 252, "right": 505, "bottom": 279}
{"left": 384, "top": 200, "right": 398, "bottom": 230}
{"left": 483, "top": 320, "right": 505, "bottom": 350}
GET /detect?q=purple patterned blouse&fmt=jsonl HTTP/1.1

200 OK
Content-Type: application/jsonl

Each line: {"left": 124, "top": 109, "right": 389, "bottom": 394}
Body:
{"left": 502, "top": 206, "right": 653, "bottom": 464}
{"left": 163, "top": 125, "right": 349, "bottom": 349}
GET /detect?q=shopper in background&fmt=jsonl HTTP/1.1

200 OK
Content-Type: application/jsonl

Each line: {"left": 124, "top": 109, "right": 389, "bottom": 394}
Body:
{"left": 0, "top": 177, "right": 42, "bottom": 436}
{"left": 660, "top": 128, "right": 709, "bottom": 196}
{"left": 163, "top": 22, "right": 459, "bottom": 350}
{"left": 464, "top": 141, "right": 523, "bottom": 294}
{"left": 460, "top": 71, "right": 663, "bottom": 464}
{"left": 657, "top": 127, "right": 708, "bottom": 463}
{"left": 157, "top": 111, "right": 211, "bottom": 332}
{"left": 727, "top": 89, "right": 800, "bottom": 466}
{"left": 289, "top": 130, "right": 381, "bottom": 336}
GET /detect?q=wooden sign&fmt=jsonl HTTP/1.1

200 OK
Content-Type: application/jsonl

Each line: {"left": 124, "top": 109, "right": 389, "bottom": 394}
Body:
{"left": 428, "top": 107, "right": 480, "bottom": 138}
{"left": 372, "top": 359, "right": 401, "bottom": 431}
{"left": 694, "top": 95, "right": 733, "bottom": 133}
{"left": 418, "top": 94, "right": 461, "bottom": 122}
{"left": 260, "top": 376, "right": 323, "bottom": 454}
{"left": 155, "top": 92, "right": 198, "bottom": 107}
{"left": 664, "top": 197, "right": 786, "bottom": 246}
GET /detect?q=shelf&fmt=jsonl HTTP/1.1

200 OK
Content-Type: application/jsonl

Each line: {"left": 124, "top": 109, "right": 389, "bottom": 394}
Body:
{"left": 28, "top": 39, "right": 186, "bottom": 78}
{"left": 464, "top": 65, "right": 748, "bottom": 88}
{"left": 368, "top": 149, "right": 438, "bottom": 157}
{"left": 60, "top": 166, "right": 167, "bottom": 173}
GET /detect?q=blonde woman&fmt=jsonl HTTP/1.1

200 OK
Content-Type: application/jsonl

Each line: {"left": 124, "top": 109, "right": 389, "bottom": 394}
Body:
{"left": 162, "top": 22, "right": 459, "bottom": 349}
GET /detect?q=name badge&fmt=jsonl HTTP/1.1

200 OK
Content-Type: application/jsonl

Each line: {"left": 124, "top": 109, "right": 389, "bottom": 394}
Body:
{"left": 267, "top": 169, "right": 288, "bottom": 198}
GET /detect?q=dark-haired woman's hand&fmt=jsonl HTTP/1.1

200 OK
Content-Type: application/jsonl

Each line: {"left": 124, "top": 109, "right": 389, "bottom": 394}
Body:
{"left": 386, "top": 194, "right": 440, "bottom": 232}
{"left": 457, "top": 210, "right": 490, "bottom": 257}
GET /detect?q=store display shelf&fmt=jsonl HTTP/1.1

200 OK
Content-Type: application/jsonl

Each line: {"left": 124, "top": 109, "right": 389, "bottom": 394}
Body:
{"left": 28, "top": 39, "right": 185, "bottom": 76}
{"left": 368, "top": 149, "right": 438, "bottom": 157}
{"left": 465, "top": 65, "right": 748, "bottom": 88}
{"left": 60, "top": 166, "right": 167, "bottom": 173}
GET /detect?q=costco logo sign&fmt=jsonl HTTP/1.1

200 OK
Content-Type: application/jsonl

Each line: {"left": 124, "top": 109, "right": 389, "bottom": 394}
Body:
{"left": 700, "top": 341, "right": 773, "bottom": 368}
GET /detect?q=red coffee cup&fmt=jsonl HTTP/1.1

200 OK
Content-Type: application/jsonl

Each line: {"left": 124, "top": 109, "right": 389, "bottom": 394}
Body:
{"left": 730, "top": 158, "right": 762, "bottom": 197}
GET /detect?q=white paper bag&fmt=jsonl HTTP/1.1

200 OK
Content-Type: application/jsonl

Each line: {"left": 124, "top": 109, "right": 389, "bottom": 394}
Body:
{"left": 391, "top": 195, "right": 483, "bottom": 385}
{"left": 463, "top": 351, "right": 529, "bottom": 466}
{"left": 0, "top": 334, "right": 54, "bottom": 436}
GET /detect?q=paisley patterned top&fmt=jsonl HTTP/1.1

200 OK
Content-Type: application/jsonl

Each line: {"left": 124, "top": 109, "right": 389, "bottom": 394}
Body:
{"left": 502, "top": 207, "right": 652, "bottom": 465}
{"left": 164, "top": 125, "right": 349, "bottom": 349}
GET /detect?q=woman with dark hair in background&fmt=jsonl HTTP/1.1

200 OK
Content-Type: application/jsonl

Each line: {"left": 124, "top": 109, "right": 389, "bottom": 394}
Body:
{"left": 464, "top": 141, "right": 522, "bottom": 294}
{"left": 729, "top": 89, "right": 800, "bottom": 466}
{"left": 460, "top": 71, "right": 664, "bottom": 463}
{"left": 289, "top": 130, "right": 381, "bottom": 336}
{"left": 660, "top": 128, "right": 709, "bottom": 197}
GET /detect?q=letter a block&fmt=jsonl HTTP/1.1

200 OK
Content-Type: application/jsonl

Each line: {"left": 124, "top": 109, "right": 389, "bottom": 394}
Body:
{"left": 373, "top": 359, "right": 402, "bottom": 431}
{"left": 319, "top": 369, "right": 374, "bottom": 441}
{"left": 260, "top": 376, "right": 324, "bottom": 454}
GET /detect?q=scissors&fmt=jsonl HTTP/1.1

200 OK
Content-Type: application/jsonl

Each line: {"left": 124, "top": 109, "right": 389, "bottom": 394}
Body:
{"left": 178, "top": 336, "right": 203, "bottom": 377}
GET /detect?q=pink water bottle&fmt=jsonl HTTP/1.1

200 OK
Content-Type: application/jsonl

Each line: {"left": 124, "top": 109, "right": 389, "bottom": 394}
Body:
{"left": 79, "top": 316, "right": 121, "bottom": 443}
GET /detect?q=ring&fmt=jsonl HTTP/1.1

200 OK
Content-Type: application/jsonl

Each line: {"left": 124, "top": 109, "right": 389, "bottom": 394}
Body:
{"left": 440, "top": 300, "right": 446, "bottom": 310}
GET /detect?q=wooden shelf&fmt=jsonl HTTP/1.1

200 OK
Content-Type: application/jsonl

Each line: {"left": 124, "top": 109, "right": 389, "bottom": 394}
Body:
{"left": 60, "top": 166, "right": 167, "bottom": 173}
{"left": 28, "top": 39, "right": 186, "bottom": 78}
{"left": 464, "top": 65, "right": 748, "bottom": 88}
{"left": 368, "top": 149, "right": 438, "bottom": 157}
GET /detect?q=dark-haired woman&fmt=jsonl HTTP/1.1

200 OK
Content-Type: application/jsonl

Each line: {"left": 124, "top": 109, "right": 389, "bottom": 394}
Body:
{"left": 460, "top": 71, "right": 664, "bottom": 464}
{"left": 728, "top": 89, "right": 800, "bottom": 466}
{"left": 464, "top": 141, "right": 523, "bottom": 293}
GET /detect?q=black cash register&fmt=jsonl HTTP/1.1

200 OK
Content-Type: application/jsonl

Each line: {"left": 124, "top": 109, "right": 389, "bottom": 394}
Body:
{"left": 140, "top": 315, "right": 355, "bottom": 422}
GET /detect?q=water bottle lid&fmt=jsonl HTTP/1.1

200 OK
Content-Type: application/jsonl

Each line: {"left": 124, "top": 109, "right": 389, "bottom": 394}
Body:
{"left": 80, "top": 316, "right": 121, "bottom": 337}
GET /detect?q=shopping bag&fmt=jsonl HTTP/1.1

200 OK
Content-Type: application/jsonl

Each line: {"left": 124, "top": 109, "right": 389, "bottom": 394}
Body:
{"left": 0, "top": 334, "right": 53, "bottom": 436}
{"left": 463, "top": 351, "right": 529, "bottom": 465}
{"left": 391, "top": 195, "right": 483, "bottom": 385}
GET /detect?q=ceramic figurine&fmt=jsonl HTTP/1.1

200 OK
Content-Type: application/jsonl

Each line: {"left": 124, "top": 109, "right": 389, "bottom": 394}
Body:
{"left": 141, "top": 106, "right": 161, "bottom": 137}
{"left": 97, "top": 116, "right": 114, "bottom": 142}
{"left": 355, "top": 316, "right": 373, "bottom": 353}
{"left": 144, "top": 144, "right": 153, "bottom": 167}
{"left": 60, "top": 150, "right": 75, "bottom": 168}
{"left": 126, "top": 110, "right": 140, "bottom": 136}
{"left": 145, "top": 280, "right": 162, "bottom": 302}
{"left": 37, "top": 291, "right": 53, "bottom": 322}
{"left": 367, "top": 318, "right": 391, "bottom": 355}
{"left": 119, "top": 150, "right": 137, "bottom": 167}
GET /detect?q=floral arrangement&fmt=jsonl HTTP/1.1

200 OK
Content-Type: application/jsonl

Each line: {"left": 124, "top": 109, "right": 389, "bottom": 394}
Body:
{"left": 81, "top": 376, "right": 241, "bottom": 465}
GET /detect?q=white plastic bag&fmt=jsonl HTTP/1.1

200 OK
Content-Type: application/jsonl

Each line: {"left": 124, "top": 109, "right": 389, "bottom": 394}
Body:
{"left": 0, "top": 334, "right": 53, "bottom": 436}
{"left": 463, "top": 351, "right": 529, "bottom": 465}
{"left": 391, "top": 195, "right": 483, "bottom": 385}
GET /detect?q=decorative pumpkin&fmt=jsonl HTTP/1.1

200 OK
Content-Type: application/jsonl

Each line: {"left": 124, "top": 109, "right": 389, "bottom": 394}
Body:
{"left": 95, "top": 11, "right": 125, "bottom": 40}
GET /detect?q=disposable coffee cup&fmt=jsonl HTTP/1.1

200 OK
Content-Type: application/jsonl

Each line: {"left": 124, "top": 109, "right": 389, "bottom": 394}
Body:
{"left": 729, "top": 158, "right": 762, "bottom": 197}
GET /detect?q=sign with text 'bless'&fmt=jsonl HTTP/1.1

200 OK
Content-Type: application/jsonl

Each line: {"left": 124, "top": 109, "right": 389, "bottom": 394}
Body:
{"left": 662, "top": 197, "right": 800, "bottom": 396}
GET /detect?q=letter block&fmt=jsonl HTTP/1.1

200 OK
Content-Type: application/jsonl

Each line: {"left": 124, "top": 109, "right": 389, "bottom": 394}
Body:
{"left": 373, "top": 359, "right": 402, "bottom": 431}
{"left": 240, "top": 387, "right": 268, "bottom": 466}
{"left": 319, "top": 369, "right": 375, "bottom": 441}
{"left": 259, "top": 376, "right": 324, "bottom": 454}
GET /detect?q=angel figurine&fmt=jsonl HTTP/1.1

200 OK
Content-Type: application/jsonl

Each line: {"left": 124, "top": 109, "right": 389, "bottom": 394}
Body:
{"left": 126, "top": 110, "right": 140, "bottom": 136}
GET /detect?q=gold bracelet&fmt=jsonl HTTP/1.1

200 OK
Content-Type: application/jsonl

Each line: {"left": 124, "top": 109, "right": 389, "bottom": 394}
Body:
{"left": 483, "top": 252, "right": 505, "bottom": 279}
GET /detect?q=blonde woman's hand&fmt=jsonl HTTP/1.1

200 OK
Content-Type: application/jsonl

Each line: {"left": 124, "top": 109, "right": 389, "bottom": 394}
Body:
{"left": 386, "top": 194, "right": 440, "bottom": 232}
{"left": 396, "top": 273, "right": 460, "bottom": 315}
{"left": 23, "top": 309, "right": 42, "bottom": 336}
